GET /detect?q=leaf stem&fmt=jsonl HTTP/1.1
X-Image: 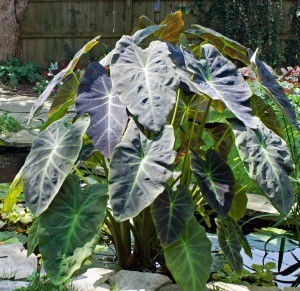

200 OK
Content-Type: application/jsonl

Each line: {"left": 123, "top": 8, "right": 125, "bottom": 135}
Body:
{"left": 171, "top": 88, "right": 182, "bottom": 127}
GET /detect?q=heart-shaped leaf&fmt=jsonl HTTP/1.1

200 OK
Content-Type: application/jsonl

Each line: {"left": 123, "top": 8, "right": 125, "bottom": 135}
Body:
{"left": 152, "top": 184, "right": 194, "bottom": 247}
{"left": 216, "top": 216, "right": 243, "bottom": 274}
{"left": 248, "top": 49, "right": 300, "bottom": 131}
{"left": 110, "top": 36, "right": 178, "bottom": 132}
{"left": 182, "top": 45, "right": 258, "bottom": 128}
{"left": 191, "top": 150, "right": 234, "bottom": 217}
{"left": 76, "top": 62, "right": 128, "bottom": 158}
{"left": 188, "top": 25, "right": 250, "bottom": 65}
{"left": 38, "top": 174, "right": 107, "bottom": 285}
{"left": 109, "top": 119, "right": 176, "bottom": 221}
{"left": 28, "top": 37, "right": 99, "bottom": 124}
{"left": 251, "top": 95, "right": 282, "bottom": 137}
{"left": 23, "top": 118, "right": 89, "bottom": 216}
{"left": 230, "top": 118, "right": 294, "bottom": 215}
{"left": 164, "top": 217, "right": 212, "bottom": 291}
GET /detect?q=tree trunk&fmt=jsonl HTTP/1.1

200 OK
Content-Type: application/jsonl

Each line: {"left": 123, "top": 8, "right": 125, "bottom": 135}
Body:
{"left": 0, "top": 0, "right": 28, "bottom": 61}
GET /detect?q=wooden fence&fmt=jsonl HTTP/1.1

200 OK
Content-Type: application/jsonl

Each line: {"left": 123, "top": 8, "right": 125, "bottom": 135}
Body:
{"left": 19, "top": 0, "right": 297, "bottom": 66}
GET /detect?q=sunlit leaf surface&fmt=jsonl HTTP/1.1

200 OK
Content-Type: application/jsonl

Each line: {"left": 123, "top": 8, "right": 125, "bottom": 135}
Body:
{"left": 23, "top": 118, "right": 89, "bottom": 216}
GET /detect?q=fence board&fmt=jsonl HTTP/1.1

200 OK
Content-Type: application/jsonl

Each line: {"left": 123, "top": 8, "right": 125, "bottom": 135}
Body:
{"left": 19, "top": 0, "right": 297, "bottom": 66}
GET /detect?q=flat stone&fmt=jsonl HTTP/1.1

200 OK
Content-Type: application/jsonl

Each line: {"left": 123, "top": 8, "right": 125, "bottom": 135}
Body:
{"left": 95, "top": 283, "right": 111, "bottom": 291}
{"left": 246, "top": 193, "right": 278, "bottom": 214}
{"left": 0, "top": 95, "right": 51, "bottom": 114}
{"left": 283, "top": 288, "right": 300, "bottom": 291}
{"left": 71, "top": 268, "right": 115, "bottom": 291}
{"left": 2, "top": 129, "right": 35, "bottom": 147}
{"left": 207, "top": 282, "right": 281, "bottom": 291}
{"left": 109, "top": 270, "right": 172, "bottom": 291}
{"left": 0, "top": 244, "right": 37, "bottom": 280}
{"left": 0, "top": 280, "right": 29, "bottom": 290}
{"left": 158, "top": 284, "right": 181, "bottom": 290}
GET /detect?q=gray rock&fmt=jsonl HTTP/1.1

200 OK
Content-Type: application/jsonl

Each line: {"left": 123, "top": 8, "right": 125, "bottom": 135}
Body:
{"left": 0, "top": 280, "right": 29, "bottom": 290}
{"left": 283, "top": 288, "right": 300, "bottom": 291}
{"left": 71, "top": 268, "right": 115, "bottom": 291}
{"left": 158, "top": 284, "right": 181, "bottom": 290}
{"left": 109, "top": 270, "right": 172, "bottom": 291}
{"left": 3, "top": 129, "right": 35, "bottom": 147}
{"left": 206, "top": 282, "right": 281, "bottom": 291}
{"left": 0, "top": 244, "right": 37, "bottom": 280}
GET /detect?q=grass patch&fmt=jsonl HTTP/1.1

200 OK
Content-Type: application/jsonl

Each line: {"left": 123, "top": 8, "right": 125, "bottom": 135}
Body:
{"left": 0, "top": 113, "right": 22, "bottom": 133}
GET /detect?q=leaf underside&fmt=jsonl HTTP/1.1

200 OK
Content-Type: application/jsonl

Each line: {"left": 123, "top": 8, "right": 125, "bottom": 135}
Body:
{"left": 28, "top": 37, "right": 99, "bottom": 124}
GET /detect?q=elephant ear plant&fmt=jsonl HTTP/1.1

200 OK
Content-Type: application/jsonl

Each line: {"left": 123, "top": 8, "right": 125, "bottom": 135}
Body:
{"left": 4, "top": 12, "right": 299, "bottom": 291}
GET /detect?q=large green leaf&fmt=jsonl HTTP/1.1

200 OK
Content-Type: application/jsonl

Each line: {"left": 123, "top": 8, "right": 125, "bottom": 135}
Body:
{"left": 76, "top": 62, "right": 128, "bottom": 158}
{"left": 182, "top": 45, "right": 258, "bottom": 128}
{"left": 109, "top": 119, "right": 176, "bottom": 221}
{"left": 190, "top": 150, "right": 234, "bottom": 217}
{"left": 38, "top": 174, "right": 107, "bottom": 285}
{"left": 248, "top": 49, "right": 300, "bottom": 131}
{"left": 188, "top": 25, "right": 250, "bottom": 65}
{"left": 3, "top": 168, "right": 23, "bottom": 213}
{"left": 151, "top": 184, "right": 194, "bottom": 247}
{"left": 230, "top": 119, "right": 294, "bottom": 215}
{"left": 132, "top": 11, "right": 184, "bottom": 44}
{"left": 23, "top": 118, "right": 89, "bottom": 216}
{"left": 164, "top": 218, "right": 212, "bottom": 291}
{"left": 110, "top": 36, "right": 178, "bottom": 132}
{"left": 251, "top": 95, "right": 282, "bottom": 137}
{"left": 27, "top": 37, "right": 99, "bottom": 124}
{"left": 216, "top": 216, "right": 243, "bottom": 274}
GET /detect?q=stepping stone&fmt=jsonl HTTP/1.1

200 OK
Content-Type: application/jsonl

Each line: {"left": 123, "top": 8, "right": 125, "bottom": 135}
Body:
{"left": 207, "top": 282, "right": 281, "bottom": 291}
{"left": 2, "top": 129, "right": 35, "bottom": 147}
{"left": 109, "top": 270, "right": 172, "bottom": 291}
{"left": 71, "top": 268, "right": 115, "bottom": 291}
{"left": 0, "top": 280, "right": 29, "bottom": 291}
{"left": 0, "top": 244, "right": 37, "bottom": 280}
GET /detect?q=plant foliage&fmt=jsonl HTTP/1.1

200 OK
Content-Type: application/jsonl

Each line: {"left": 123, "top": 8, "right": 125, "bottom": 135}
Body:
{"left": 6, "top": 11, "right": 299, "bottom": 291}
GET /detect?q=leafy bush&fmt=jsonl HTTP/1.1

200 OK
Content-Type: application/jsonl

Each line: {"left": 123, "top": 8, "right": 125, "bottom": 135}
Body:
{"left": 0, "top": 55, "right": 42, "bottom": 87}
{"left": 0, "top": 113, "right": 23, "bottom": 132}
{"left": 4, "top": 12, "right": 299, "bottom": 290}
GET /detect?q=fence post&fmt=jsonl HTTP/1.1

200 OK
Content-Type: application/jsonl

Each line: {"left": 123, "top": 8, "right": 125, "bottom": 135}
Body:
{"left": 125, "top": 0, "right": 133, "bottom": 34}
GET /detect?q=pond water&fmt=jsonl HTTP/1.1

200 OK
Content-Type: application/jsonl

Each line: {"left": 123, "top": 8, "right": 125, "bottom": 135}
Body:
{"left": 208, "top": 233, "right": 300, "bottom": 288}
{"left": 0, "top": 147, "right": 29, "bottom": 183}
